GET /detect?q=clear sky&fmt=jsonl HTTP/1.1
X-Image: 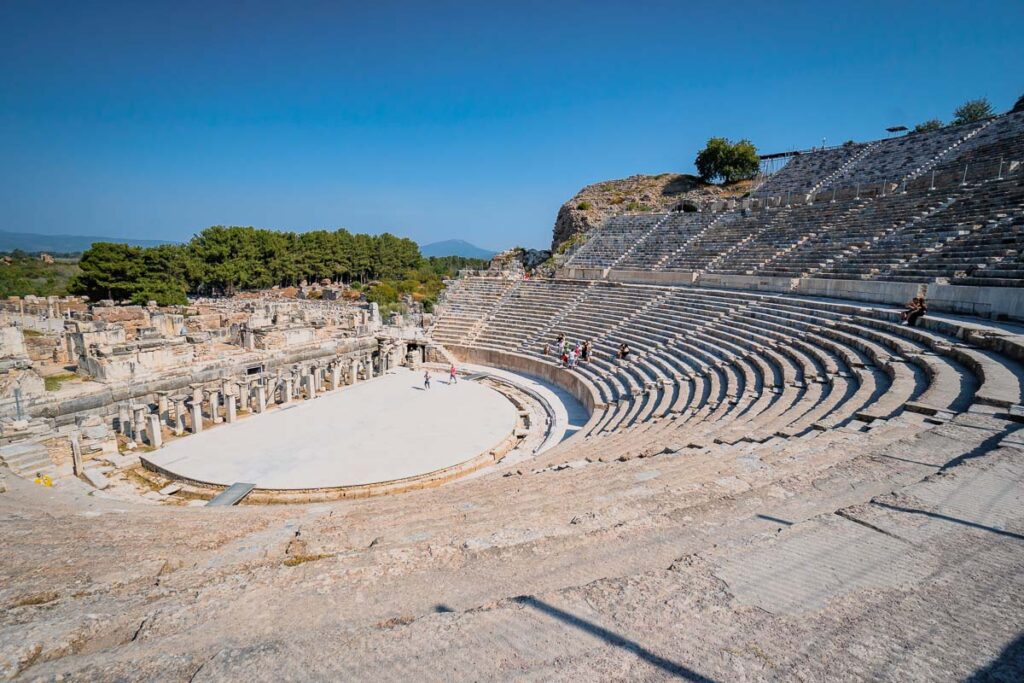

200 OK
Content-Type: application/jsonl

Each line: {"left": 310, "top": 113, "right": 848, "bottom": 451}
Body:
{"left": 1, "top": 1, "right": 1021, "bottom": 250}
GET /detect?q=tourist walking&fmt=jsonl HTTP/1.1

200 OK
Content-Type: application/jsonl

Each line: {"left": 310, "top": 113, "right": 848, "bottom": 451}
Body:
{"left": 449, "top": 364, "right": 458, "bottom": 384}
{"left": 582, "top": 340, "right": 591, "bottom": 363}
{"left": 618, "top": 343, "right": 630, "bottom": 361}
{"left": 423, "top": 370, "right": 431, "bottom": 390}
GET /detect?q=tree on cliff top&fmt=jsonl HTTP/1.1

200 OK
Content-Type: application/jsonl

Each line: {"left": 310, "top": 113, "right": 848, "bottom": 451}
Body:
{"left": 951, "top": 98, "right": 994, "bottom": 125}
{"left": 695, "top": 138, "right": 759, "bottom": 184}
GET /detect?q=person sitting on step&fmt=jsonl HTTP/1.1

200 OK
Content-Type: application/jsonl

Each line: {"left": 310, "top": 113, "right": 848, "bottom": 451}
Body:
{"left": 901, "top": 296, "right": 927, "bottom": 328}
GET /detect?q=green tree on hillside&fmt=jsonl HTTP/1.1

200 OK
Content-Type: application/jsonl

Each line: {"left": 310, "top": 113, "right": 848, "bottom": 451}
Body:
{"left": 695, "top": 138, "right": 760, "bottom": 184}
{"left": 69, "top": 242, "right": 143, "bottom": 301}
{"left": 952, "top": 98, "right": 994, "bottom": 125}
{"left": 70, "top": 225, "right": 464, "bottom": 304}
{"left": 1012, "top": 94, "right": 1024, "bottom": 114}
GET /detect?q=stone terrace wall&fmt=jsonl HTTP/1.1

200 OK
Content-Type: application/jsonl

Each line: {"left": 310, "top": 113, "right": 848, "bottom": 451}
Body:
{"left": 563, "top": 269, "right": 1020, "bottom": 321}
{"left": 447, "top": 345, "right": 600, "bottom": 441}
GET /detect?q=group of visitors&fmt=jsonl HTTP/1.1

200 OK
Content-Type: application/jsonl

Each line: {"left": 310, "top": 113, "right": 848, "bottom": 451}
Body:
{"left": 544, "top": 333, "right": 591, "bottom": 369}
{"left": 541, "top": 334, "right": 637, "bottom": 369}
{"left": 422, "top": 364, "right": 459, "bottom": 390}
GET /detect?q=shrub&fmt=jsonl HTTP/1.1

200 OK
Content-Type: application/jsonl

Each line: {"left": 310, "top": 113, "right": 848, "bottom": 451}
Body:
{"left": 952, "top": 98, "right": 994, "bottom": 125}
{"left": 365, "top": 281, "right": 398, "bottom": 305}
{"left": 576, "top": 200, "right": 593, "bottom": 211}
{"left": 914, "top": 119, "right": 943, "bottom": 133}
{"left": 555, "top": 232, "right": 589, "bottom": 255}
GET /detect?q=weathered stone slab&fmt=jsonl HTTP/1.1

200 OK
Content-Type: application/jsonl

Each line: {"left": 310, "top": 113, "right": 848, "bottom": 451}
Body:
{"left": 207, "top": 482, "right": 255, "bottom": 506}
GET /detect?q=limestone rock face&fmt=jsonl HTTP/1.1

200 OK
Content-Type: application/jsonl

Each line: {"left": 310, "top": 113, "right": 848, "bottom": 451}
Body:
{"left": 551, "top": 173, "right": 733, "bottom": 251}
{"left": 520, "top": 249, "right": 551, "bottom": 270}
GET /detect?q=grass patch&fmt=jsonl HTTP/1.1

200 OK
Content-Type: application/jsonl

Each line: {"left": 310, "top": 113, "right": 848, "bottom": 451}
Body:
{"left": 555, "top": 232, "right": 589, "bottom": 255}
{"left": 575, "top": 200, "right": 593, "bottom": 211}
{"left": 21, "top": 329, "right": 43, "bottom": 337}
{"left": 44, "top": 372, "right": 78, "bottom": 392}
{"left": 283, "top": 553, "right": 333, "bottom": 567}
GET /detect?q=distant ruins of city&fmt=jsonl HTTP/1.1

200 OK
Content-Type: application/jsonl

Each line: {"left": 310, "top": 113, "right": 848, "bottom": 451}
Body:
{"left": 0, "top": 281, "right": 449, "bottom": 501}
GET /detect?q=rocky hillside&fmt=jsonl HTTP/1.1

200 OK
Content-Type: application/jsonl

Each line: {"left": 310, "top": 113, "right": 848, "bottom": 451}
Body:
{"left": 551, "top": 173, "right": 751, "bottom": 251}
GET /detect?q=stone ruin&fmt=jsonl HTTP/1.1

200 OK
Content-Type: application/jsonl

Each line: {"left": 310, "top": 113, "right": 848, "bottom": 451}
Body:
{"left": 0, "top": 292, "right": 427, "bottom": 488}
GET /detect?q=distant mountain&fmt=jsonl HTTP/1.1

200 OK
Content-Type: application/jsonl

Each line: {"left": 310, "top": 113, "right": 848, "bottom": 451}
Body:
{"left": 0, "top": 230, "right": 174, "bottom": 254}
{"left": 420, "top": 239, "right": 495, "bottom": 259}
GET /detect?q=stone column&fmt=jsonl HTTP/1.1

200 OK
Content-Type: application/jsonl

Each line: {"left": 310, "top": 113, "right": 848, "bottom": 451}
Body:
{"left": 190, "top": 398, "right": 204, "bottom": 434}
{"left": 132, "top": 405, "right": 147, "bottom": 443}
{"left": 225, "top": 391, "right": 237, "bottom": 423}
{"left": 255, "top": 384, "right": 267, "bottom": 413}
{"left": 208, "top": 389, "right": 221, "bottom": 424}
{"left": 118, "top": 404, "right": 132, "bottom": 436}
{"left": 282, "top": 376, "right": 293, "bottom": 404}
{"left": 146, "top": 413, "right": 163, "bottom": 449}
{"left": 237, "top": 379, "right": 250, "bottom": 412}
{"left": 330, "top": 363, "right": 341, "bottom": 391}
{"left": 70, "top": 431, "right": 83, "bottom": 475}
{"left": 349, "top": 358, "right": 359, "bottom": 385}
{"left": 157, "top": 391, "right": 170, "bottom": 425}
{"left": 172, "top": 397, "right": 188, "bottom": 436}
{"left": 304, "top": 372, "right": 316, "bottom": 400}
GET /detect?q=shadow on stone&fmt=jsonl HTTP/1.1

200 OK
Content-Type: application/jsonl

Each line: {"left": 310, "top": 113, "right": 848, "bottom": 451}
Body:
{"left": 512, "top": 595, "right": 717, "bottom": 682}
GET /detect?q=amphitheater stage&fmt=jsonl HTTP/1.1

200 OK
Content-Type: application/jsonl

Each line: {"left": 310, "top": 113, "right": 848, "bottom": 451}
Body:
{"left": 144, "top": 367, "right": 519, "bottom": 489}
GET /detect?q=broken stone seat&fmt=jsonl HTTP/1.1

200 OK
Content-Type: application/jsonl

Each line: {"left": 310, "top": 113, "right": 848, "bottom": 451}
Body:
{"left": 0, "top": 442, "right": 56, "bottom": 479}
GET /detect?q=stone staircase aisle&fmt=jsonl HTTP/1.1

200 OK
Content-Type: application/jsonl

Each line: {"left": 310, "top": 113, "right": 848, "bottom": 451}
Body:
{"left": 653, "top": 212, "right": 729, "bottom": 271}
{"left": 463, "top": 281, "right": 522, "bottom": 346}
{"left": 902, "top": 118, "right": 996, "bottom": 185}
{"left": 806, "top": 142, "right": 878, "bottom": 197}
{"left": 605, "top": 212, "right": 673, "bottom": 273}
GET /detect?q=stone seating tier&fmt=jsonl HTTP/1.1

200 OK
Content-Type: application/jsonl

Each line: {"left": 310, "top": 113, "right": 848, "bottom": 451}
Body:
{"left": 561, "top": 124, "right": 1021, "bottom": 285}
{"left": 433, "top": 278, "right": 1024, "bottom": 468}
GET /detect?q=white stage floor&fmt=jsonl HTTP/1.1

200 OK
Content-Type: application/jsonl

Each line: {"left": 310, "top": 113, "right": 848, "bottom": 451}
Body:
{"left": 146, "top": 367, "right": 518, "bottom": 489}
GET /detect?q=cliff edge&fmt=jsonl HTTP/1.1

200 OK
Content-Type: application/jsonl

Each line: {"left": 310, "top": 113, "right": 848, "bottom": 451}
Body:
{"left": 551, "top": 173, "right": 750, "bottom": 251}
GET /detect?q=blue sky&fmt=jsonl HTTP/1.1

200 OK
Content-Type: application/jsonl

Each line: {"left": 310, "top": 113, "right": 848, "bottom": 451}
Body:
{"left": 1, "top": 1, "right": 1021, "bottom": 250}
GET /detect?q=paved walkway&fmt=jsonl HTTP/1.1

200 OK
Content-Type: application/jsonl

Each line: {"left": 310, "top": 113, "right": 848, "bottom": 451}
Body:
{"left": 457, "top": 362, "right": 589, "bottom": 451}
{"left": 146, "top": 367, "right": 517, "bottom": 489}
